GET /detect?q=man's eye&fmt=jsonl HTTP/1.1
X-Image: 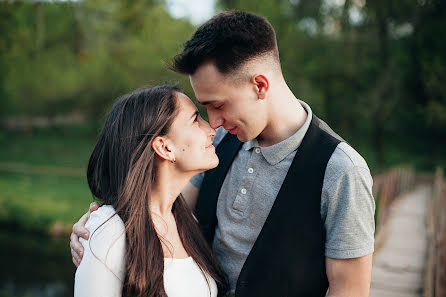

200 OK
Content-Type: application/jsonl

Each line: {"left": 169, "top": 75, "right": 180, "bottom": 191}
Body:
{"left": 215, "top": 104, "right": 224, "bottom": 110}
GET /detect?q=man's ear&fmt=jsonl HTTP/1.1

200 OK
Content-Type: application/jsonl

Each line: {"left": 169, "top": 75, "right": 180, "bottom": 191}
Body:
{"left": 152, "top": 136, "right": 175, "bottom": 163}
{"left": 251, "top": 74, "right": 269, "bottom": 100}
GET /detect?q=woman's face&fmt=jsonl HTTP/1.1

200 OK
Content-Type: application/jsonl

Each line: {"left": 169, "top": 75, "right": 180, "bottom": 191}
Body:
{"left": 166, "top": 92, "right": 219, "bottom": 173}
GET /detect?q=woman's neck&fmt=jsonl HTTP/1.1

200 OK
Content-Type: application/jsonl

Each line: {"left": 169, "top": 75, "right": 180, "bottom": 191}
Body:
{"left": 149, "top": 162, "right": 192, "bottom": 258}
{"left": 149, "top": 162, "right": 190, "bottom": 218}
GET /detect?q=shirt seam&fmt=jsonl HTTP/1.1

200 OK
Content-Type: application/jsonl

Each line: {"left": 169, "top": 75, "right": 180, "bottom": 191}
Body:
{"left": 334, "top": 143, "right": 369, "bottom": 170}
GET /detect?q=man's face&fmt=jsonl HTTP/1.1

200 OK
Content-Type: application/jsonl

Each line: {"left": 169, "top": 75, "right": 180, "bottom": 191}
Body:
{"left": 189, "top": 62, "right": 267, "bottom": 143}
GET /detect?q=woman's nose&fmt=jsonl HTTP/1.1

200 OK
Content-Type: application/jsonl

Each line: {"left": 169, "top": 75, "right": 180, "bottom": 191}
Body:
{"left": 204, "top": 120, "right": 216, "bottom": 137}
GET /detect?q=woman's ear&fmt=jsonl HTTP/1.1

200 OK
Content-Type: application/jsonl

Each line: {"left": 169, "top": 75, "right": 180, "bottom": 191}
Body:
{"left": 251, "top": 74, "right": 269, "bottom": 100}
{"left": 152, "top": 136, "right": 176, "bottom": 163}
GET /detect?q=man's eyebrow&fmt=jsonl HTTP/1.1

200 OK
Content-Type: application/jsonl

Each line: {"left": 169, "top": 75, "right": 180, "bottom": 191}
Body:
{"left": 199, "top": 99, "right": 218, "bottom": 106}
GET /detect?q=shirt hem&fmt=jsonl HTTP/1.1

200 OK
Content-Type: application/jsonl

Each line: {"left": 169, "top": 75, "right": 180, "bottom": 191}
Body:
{"left": 325, "top": 245, "right": 374, "bottom": 259}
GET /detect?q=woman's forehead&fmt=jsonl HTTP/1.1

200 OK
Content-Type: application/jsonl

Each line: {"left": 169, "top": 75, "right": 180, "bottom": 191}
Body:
{"left": 175, "top": 93, "right": 198, "bottom": 115}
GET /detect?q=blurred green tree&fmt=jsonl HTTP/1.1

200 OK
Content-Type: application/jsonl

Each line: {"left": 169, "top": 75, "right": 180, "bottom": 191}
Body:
{"left": 217, "top": 0, "right": 446, "bottom": 171}
{"left": 0, "top": 0, "right": 196, "bottom": 131}
{"left": 1, "top": 0, "right": 444, "bottom": 170}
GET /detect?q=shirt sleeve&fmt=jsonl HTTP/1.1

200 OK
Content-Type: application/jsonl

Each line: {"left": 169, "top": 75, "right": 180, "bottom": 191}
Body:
{"left": 321, "top": 143, "right": 376, "bottom": 259}
{"left": 190, "top": 127, "right": 228, "bottom": 189}
{"left": 74, "top": 209, "right": 126, "bottom": 297}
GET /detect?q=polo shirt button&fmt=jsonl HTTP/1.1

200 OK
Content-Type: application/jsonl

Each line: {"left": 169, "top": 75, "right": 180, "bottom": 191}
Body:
{"left": 248, "top": 168, "right": 254, "bottom": 173}
{"left": 241, "top": 188, "right": 247, "bottom": 194}
{"left": 255, "top": 148, "right": 260, "bottom": 154}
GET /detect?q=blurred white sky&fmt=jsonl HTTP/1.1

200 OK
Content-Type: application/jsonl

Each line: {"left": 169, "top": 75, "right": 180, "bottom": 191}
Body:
{"left": 55, "top": 0, "right": 216, "bottom": 25}
{"left": 165, "top": 0, "right": 216, "bottom": 25}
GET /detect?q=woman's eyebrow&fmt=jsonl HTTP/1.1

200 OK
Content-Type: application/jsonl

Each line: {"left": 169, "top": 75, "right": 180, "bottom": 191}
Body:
{"left": 190, "top": 110, "right": 199, "bottom": 120}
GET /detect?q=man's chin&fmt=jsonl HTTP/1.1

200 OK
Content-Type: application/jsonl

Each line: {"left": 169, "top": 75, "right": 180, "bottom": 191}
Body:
{"left": 236, "top": 133, "right": 252, "bottom": 143}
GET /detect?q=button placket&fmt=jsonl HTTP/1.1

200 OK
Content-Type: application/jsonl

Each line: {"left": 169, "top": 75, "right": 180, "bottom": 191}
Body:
{"left": 231, "top": 147, "right": 259, "bottom": 214}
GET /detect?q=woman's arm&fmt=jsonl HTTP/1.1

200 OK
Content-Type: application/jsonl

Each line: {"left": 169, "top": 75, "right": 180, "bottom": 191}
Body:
{"left": 74, "top": 248, "right": 125, "bottom": 297}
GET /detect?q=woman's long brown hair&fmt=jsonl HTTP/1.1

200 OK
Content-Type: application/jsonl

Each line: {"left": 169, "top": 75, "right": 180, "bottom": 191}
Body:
{"left": 87, "top": 86, "right": 227, "bottom": 297}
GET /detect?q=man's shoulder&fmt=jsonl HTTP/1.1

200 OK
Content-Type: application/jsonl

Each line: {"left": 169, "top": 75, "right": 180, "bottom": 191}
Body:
{"left": 324, "top": 142, "right": 371, "bottom": 185}
{"left": 331, "top": 142, "right": 369, "bottom": 170}
{"left": 312, "top": 115, "right": 369, "bottom": 173}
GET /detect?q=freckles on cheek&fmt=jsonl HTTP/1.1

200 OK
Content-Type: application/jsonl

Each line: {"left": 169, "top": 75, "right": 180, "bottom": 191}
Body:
{"left": 180, "top": 141, "right": 192, "bottom": 152}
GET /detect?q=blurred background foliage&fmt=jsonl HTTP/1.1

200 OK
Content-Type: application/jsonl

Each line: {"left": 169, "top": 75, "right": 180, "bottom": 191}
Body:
{"left": 0, "top": 0, "right": 445, "bottom": 230}
{"left": 0, "top": 0, "right": 445, "bottom": 295}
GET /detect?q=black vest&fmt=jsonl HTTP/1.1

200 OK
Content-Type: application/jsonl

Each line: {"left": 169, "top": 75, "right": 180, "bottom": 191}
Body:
{"left": 195, "top": 117, "right": 340, "bottom": 297}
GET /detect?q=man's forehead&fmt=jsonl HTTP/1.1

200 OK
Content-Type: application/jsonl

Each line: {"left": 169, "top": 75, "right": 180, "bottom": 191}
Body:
{"left": 190, "top": 76, "right": 216, "bottom": 103}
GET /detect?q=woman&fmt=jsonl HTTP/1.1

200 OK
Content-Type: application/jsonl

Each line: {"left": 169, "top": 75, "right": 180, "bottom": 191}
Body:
{"left": 74, "top": 86, "right": 227, "bottom": 297}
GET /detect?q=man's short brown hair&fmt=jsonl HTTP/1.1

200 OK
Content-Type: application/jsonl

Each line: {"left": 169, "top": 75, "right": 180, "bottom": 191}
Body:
{"left": 171, "top": 10, "right": 280, "bottom": 75}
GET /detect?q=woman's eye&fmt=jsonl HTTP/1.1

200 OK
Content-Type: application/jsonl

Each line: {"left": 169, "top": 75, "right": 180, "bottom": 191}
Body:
{"left": 194, "top": 114, "right": 199, "bottom": 122}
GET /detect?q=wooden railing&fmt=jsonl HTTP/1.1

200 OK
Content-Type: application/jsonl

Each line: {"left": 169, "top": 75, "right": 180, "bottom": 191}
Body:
{"left": 372, "top": 166, "right": 415, "bottom": 233}
{"left": 424, "top": 167, "right": 446, "bottom": 297}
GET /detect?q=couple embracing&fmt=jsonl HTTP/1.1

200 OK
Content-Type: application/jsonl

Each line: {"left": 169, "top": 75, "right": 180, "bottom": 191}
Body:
{"left": 70, "top": 11, "right": 375, "bottom": 297}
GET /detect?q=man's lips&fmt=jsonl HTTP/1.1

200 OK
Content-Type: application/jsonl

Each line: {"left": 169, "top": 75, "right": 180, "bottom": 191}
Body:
{"left": 227, "top": 127, "right": 237, "bottom": 134}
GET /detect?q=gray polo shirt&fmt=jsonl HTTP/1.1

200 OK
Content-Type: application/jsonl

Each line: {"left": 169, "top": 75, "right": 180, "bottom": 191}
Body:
{"left": 191, "top": 100, "right": 375, "bottom": 293}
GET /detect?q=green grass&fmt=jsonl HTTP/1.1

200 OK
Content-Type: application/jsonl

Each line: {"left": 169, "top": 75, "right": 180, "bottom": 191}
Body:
{"left": 0, "top": 124, "right": 97, "bottom": 167}
{"left": 0, "top": 171, "right": 93, "bottom": 230}
{"left": 0, "top": 124, "right": 97, "bottom": 232}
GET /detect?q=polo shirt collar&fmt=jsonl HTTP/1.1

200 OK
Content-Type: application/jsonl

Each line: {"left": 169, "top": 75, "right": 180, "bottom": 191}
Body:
{"left": 242, "top": 100, "right": 313, "bottom": 165}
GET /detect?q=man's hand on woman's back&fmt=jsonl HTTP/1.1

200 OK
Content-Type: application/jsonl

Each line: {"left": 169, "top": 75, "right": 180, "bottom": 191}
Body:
{"left": 70, "top": 202, "right": 100, "bottom": 267}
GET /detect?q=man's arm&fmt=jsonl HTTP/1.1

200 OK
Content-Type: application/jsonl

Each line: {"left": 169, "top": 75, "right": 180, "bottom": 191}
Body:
{"left": 181, "top": 181, "right": 200, "bottom": 211}
{"left": 325, "top": 254, "right": 373, "bottom": 297}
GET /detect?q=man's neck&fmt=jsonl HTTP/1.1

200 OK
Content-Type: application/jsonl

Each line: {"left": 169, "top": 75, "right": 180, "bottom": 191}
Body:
{"left": 257, "top": 87, "right": 307, "bottom": 147}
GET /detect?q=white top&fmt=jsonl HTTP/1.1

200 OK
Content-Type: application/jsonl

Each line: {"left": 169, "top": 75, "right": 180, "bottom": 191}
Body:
{"left": 74, "top": 205, "right": 218, "bottom": 297}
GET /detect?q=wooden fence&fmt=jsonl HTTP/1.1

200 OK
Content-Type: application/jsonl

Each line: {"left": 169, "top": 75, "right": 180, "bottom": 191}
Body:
{"left": 372, "top": 166, "right": 415, "bottom": 233}
{"left": 424, "top": 167, "right": 446, "bottom": 297}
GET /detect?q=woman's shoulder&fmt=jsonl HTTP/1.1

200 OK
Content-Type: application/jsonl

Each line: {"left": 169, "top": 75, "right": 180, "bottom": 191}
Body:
{"left": 86, "top": 205, "right": 124, "bottom": 233}
{"left": 76, "top": 205, "right": 126, "bottom": 290}
{"left": 84, "top": 205, "right": 126, "bottom": 263}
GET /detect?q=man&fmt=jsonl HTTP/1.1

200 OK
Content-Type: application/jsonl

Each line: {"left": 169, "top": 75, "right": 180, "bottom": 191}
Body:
{"left": 71, "top": 11, "right": 375, "bottom": 297}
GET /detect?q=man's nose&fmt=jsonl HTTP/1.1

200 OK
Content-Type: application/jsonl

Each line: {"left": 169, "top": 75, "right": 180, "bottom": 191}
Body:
{"left": 208, "top": 111, "right": 223, "bottom": 129}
